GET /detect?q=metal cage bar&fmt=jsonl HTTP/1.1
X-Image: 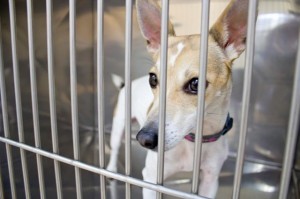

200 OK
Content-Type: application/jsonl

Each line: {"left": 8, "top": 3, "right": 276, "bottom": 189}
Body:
{"left": 96, "top": 0, "right": 106, "bottom": 198}
{"left": 46, "top": 0, "right": 63, "bottom": 198}
{"left": 156, "top": 0, "right": 170, "bottom": 198}
{"left": 125, "top": 0, "right": 133, "bottom": 198}
{"left": 69, "top": 0, "right": 82, "bottom": 198}
{"left": 26, "top": 0, "right": 46, "bottom": 198}
{"left": 0, "top": 18, "right": 17, "bottom": 199}
{"left": 232, "top": 0, "right": 258, "bottom": 198}
{"left": 8, "top": 0, "right": 31, "bottom": 198}
{"left": 191, "top": 0, "right": 210, "bottom": 194}
{"left": 0, "top": 165, "right": 3, "bottom": 199}
{"left": 0, "top": 137, "right": 207, "bottom": 199}
{"left": 278, "top": 30, "right": 300, "bottom": 199}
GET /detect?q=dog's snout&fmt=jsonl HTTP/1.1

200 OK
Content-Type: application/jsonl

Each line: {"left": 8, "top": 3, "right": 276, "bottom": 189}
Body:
{"left": 136, "top": 127, "right": 158, "bottom": 149}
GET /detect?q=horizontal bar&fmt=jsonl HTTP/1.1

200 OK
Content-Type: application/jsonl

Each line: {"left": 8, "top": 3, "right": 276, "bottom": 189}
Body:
{"left": 96, "top": 0, "right": 106, "bottom": 198}
{"left": 125, "top": 0, "right": 133, "bottom": 198}
{"left": 191, "top": 0, "right": 210, "bottom": 194}
{"left": 69, "top": 0, "right": 82, "bottom": 198}
{"left": 0, "top": 17, "right": 17, "bottom": 199}
{"left": 46, "top": 0, "right": 63, "bottom": 198}
{"left": 232, "top": 1, "right": 258, "bottom": 198}
{"left": 0, "top": 137, "right": 208, "bottom": 199}
{"left": 157, "top": 0, "right": 170, "bottom": 198}
{"left": 8, "top": 0, "right": 31, "bottom": 198}
{"left": 26, "top": 0, "right": 46, "bottom": 198}
{"left": 278, "top": 30, "right": 300, "bottom": 199}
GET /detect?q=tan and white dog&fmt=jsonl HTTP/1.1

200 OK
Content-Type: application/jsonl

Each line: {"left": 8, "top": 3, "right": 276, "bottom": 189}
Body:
{"left": 107, "top": 0, "right": 250, "bottom": 198}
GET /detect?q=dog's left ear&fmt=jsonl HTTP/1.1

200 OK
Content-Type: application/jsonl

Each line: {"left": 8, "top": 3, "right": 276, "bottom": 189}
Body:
{"left": 210, "top": 0, "right": 250, "bottom": 61}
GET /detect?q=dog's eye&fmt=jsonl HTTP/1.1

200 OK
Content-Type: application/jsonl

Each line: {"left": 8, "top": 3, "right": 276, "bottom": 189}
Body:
{"left": 187, "top": 78, "right": 198, "bottom": 94}
{"left": 184, "top": 78, "right": 209, "bottom": 94}
{"left": 149, "top": 73, "right": 158, "bottom": 88}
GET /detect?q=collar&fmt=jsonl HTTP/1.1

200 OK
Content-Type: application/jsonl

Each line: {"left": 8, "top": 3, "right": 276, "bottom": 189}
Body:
{"left": 184, "top": 113, "right": 233, "bottom": 143}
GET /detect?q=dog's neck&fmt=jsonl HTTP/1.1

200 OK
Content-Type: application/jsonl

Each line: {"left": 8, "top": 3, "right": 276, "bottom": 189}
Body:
{"left": 202, "top": 83, "right": 232, "bottom": 136}
{"left": 185, "top": 113, "right": 233, "bottom": 143}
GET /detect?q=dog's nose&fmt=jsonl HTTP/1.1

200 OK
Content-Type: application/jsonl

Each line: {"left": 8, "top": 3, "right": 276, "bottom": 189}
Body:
{"left": 136, "top": 127, "right": 158, "bottom": 149}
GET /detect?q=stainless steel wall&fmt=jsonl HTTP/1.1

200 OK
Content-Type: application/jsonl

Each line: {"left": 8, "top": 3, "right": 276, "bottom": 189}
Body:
{"left": 0, "top": 0, "right": 299, "bottom": 198}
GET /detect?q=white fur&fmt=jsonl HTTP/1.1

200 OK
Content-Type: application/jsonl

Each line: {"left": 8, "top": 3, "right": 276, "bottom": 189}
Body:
{"left": 225, "top": 43, "right": 239, "bottom": 60}
{"left": 215, "top": 91, "right": 222, "bottom": 97}
{"left": 155, "top": 58, "right": 160, "bottom": 68}
{"left": 111, "top": 74, "right": 124, "bottom": 89}
{"left": 154, "top": 42, "right": 184, "bottom": 68}
{"left": 170, "top": 42, "right": 184, "bottom": 66}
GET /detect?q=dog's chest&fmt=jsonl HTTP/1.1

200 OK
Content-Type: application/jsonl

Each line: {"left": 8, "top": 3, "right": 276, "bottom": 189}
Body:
{"left": 169, "top": 139, "right": 227, "bottom": 172}
{"left": 167, "top": 141, "right": 195, "bottom": 171}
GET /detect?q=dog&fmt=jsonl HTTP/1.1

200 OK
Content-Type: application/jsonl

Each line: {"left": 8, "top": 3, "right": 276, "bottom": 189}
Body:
{"left": 107, "top": 0, "right": 249, "bottom": 198}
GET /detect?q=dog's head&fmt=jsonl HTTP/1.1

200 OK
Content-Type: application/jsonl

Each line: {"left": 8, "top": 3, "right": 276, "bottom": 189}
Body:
{"left": 136, "top": 0, "right": 249, "bottom": 151}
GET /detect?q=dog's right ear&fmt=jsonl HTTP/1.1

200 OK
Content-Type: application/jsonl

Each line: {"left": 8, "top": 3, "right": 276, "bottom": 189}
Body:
{"left": 136, "top": 0, "right": 175, "bottom": 53}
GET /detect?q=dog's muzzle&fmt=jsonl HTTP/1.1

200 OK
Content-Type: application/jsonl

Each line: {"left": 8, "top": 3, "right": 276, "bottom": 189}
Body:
{"left": 136, "top": 127, "right": 158, "bottom": 150}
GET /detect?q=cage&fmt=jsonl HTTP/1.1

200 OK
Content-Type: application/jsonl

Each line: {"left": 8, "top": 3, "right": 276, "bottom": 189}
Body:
{"left": 0, "top": 0, "right": 299, "bottom": 198}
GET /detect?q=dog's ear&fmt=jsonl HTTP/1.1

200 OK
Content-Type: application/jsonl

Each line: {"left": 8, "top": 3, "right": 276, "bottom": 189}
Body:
{"left": 210, "top": 0, "right": 249, "bottom": 61}
{"left": 136, "top": 0, "right": 175, "bottom": 53}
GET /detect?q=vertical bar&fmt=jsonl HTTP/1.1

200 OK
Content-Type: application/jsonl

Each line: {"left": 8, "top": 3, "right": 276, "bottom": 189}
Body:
{"left": 191, "top": 0, "right": 210, "bottom": 194}
{"left": 292, "top": 170, "right": 300, "bottom": 199}
{"left": 278, "top": 30, "right": 300, "bottom": 199}
{"left": 156, "top": 0, "right": 169, "bottom": 198}
{"left": 232, "top": 1, "right": 258, "bottom": 198}
{"left": 0, "top": 165, "right": 3, "bottom": 199}
{"left": 125, "top": 0, "right": 133, "bottom": 198}
{"left": 69, "top": 0, "right": 82, "bottom": 198}
{"left": 26, "top": 0, "right": 46, "bottom": 198}
{"left": 0, "top": 18, "right": 17, "bottom": 199}
{"left": 96, "top": 0, "right": 106, "bottom": 198}
{"left": 8, "top": 0, "right": 31, "bottom": 198}
{"left": 46, "top": 0, "right": 63, "bottom": 198}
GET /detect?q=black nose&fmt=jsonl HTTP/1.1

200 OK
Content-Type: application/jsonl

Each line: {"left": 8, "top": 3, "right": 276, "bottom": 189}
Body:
{"left": 136, "top": 127, "right": 158, "bottom": 149}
